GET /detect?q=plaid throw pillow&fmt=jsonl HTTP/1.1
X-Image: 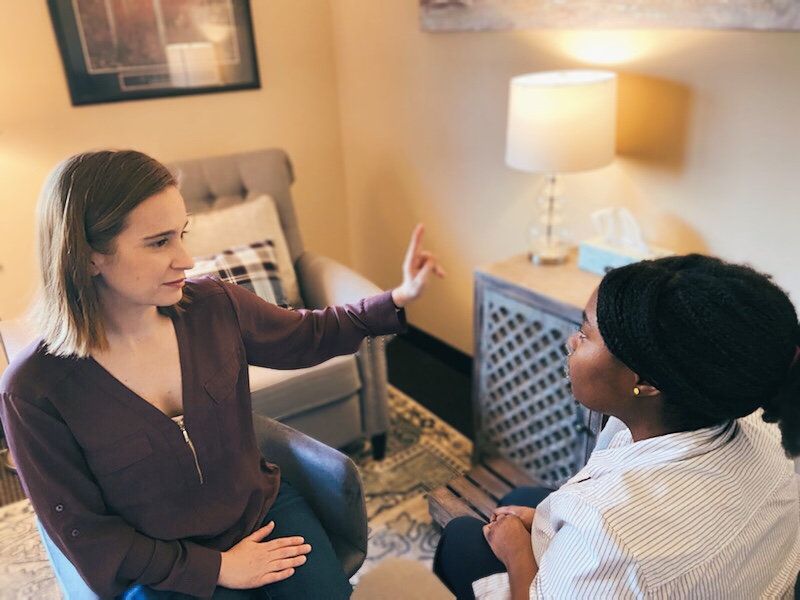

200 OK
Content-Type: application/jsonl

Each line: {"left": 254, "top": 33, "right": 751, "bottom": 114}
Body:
{"left": 187, "top": 240, "right": 291, "bottom": 308}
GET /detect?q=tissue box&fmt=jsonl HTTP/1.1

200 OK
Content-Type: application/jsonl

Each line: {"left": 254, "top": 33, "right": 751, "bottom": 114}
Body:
{"left": 578, "top": 237, "right": 674, "bottom": 275}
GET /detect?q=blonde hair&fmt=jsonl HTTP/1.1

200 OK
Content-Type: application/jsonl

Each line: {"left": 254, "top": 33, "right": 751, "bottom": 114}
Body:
{"left": 32, "top": 150, "right": 177, "bottom": 357}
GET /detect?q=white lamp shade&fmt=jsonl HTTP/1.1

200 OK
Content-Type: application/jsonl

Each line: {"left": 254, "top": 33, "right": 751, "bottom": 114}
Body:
{"left": 505, "top": 70, "right": 618, "bottom": 173}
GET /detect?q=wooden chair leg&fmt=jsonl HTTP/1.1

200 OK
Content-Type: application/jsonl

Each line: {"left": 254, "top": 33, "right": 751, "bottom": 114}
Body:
{"left": 371, "top": 433, "right": 387, "bottom": 460}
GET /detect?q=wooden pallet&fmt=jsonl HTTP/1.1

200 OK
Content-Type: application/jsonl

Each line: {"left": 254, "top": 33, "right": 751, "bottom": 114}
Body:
{"left": 428, "top": 456, "right": 539, "bottom": 529}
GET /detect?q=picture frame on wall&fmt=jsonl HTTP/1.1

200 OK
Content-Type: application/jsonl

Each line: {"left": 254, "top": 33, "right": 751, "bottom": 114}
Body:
{"left": 420, "top": 0, "right": 800, "bottom": 32}
{"left": 47, "top": 0, "right": 260, "bottom": 106}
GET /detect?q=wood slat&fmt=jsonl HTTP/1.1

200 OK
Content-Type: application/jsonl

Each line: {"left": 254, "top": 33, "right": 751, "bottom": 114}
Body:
{"left": 428, "top": 486, "right": 485, "bottom": 528}
{"left": 447, "top": 477, "right": 496, "bottom": 520}
{"left": 429, "top": 458, "right": 550, "bottom": 530}
{"left": 482, "top": 456, "right": 541, "bottom": 488}
{"left": 465, "top": 465, "right": 513, "bottom": 502}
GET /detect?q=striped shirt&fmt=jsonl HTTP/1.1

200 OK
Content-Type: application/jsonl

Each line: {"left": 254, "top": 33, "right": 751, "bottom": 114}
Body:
{"left": 473, "top": 413, "right": 800, "bottom": 599}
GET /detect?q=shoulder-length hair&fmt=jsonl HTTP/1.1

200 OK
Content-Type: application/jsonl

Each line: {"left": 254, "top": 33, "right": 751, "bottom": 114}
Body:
{"left": 31, "top": 150, "right": 179, "bottom": 358}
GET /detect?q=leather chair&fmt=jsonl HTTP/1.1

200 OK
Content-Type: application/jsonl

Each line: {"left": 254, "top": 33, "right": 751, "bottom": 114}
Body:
{"left": 169, "top": 148, "right": 392, "bottom": 459}
{"left": 0, "top": 320, "right": 368, "bottom": 599}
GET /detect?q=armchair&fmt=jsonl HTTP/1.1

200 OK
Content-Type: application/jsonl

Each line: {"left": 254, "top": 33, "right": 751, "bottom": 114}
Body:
{"left": 169, "top": 148, "right": 391, "bottom": 459}
{"left": 33, "top": 414, "right": 366, "bottom": 599}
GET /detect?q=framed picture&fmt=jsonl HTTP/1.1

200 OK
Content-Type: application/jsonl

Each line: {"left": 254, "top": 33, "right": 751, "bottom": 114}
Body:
{"left": 47, "top": 0, "right": 260, "bottom": 106}
{"left": 420, "top": 0, "right": 800, "bottom": 32}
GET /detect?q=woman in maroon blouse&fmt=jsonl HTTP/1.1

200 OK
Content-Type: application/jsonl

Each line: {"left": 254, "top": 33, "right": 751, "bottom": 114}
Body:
{"left": 0, "top": 150, "right": 444, "bottom": 598}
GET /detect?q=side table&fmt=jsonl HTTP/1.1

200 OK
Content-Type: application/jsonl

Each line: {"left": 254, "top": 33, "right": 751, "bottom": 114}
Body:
{"left": 429, "top": 252, "right": 602, "bottom": 528}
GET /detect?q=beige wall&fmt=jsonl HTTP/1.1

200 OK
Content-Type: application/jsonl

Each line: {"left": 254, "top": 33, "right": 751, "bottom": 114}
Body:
{"left": 3, "top": 1, "right": 800, "bottom": 359}
{"left": 331, "top": 0, "right": 800, "bottom": 355}
{"left": 0, "top": 1, "right": 349, "bottom": 319}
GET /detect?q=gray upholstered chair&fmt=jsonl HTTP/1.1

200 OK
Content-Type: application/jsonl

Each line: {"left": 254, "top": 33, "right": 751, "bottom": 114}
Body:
{"left": 0, "top": 319, "right": 368, "bottom": 599}
{"left": 169, "top": 149, "right": 392, "bottom": 459}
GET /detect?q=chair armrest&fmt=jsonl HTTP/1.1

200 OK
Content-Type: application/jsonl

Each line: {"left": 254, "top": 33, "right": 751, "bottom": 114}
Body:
{"left": 295, "top": 251, "right": 383, "bottom": 308}
{"left": 294, "top": 252, "right": 393, "bottom": 438}
{"left": 0, "top": 318, "right": 38, "bottom": 365}
{"left": 252, "top": 413, "right": 367, "bottom": 577}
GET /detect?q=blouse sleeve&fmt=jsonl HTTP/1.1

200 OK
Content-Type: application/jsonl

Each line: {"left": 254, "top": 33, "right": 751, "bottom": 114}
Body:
{"left": 218, "top": 279, "right": 406, "bottom": 369}
{"left": 0, "top": 389, "right": 221, "bottom": 598}
{"left": 531, "top": 491, "right": 640, "bottom": 599}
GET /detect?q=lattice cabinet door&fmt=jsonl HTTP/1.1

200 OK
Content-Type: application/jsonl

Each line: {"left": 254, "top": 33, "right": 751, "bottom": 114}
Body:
{"left": 473, "top": 267, "right": 602, "bottom": 489}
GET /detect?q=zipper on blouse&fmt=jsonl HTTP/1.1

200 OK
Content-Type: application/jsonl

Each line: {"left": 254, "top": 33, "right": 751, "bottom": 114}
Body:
{"left": 176, "top": 417, "right": 204, "bottom": 484}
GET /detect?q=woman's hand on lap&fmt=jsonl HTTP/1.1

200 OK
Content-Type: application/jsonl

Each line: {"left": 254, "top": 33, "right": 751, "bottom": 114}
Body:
{"left": 218, "top": 521, "right": 311, "bottom": 589}
{"left": 484, "top": 514, "right": 538, "bottom": 599}
{"left": 482, "top": 514, "right": 532, "bottom": 567}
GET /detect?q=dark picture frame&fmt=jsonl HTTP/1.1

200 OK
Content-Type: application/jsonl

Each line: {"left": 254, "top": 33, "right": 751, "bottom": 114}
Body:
{"left": 47, "top": 0, "right": 260, "bottom": 106}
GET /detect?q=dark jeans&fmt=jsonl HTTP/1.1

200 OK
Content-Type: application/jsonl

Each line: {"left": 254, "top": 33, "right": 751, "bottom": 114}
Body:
{"left": 121, "top": 480, "right": 352, "bottom": 599}
{"left": 433, "top": 486, "right": 553, "bottom": 600}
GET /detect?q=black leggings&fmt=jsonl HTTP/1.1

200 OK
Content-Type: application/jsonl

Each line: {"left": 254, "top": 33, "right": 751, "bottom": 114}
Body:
{"left": 433, "top": 487, "right": 553, "bottom": 600}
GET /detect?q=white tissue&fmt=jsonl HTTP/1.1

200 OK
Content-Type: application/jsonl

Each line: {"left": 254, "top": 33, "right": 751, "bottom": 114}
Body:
{"left": 578, "top": 207, "right": 673, "bottom": 275}
{"left": 591, "top": 207, "right": 650, "bottom": 254}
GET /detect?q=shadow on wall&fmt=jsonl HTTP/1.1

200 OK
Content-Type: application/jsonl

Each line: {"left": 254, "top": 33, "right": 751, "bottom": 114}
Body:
{"left": 654, "top": 212, "right": 709, "bottom": 254}
{"left": 612, "top": 74, "right": 707, "bottom": 254}
{"left": 616, "top": 74, "right": 692, "bottom": 173}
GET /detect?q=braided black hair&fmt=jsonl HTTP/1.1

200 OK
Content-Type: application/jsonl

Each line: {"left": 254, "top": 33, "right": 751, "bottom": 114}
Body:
{"left": 596, "top": 254, "right": 800, "bottom": 456}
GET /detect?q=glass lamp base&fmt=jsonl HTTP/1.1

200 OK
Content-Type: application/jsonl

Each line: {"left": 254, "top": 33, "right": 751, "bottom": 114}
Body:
{"left": 530, "top": 250, "right": 568, "bottom": 266}
{"left": 528, "top": 228, "right": 571, "bottom": 265}
{"left": 527, "top": 173, "right": 572, "bottom": 266}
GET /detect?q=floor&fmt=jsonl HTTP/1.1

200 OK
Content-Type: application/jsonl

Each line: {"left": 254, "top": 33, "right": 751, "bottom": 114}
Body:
{"left": 0, "top": 445, "right": 24, "bottom": 507}
{"left": 386, "top": 333, "right": 474, "bottom": 441}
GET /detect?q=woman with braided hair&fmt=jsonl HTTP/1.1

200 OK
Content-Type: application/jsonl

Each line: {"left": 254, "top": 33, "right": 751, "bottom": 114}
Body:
{"left": 434, "top": 254, "right": 800, "bottom": 599}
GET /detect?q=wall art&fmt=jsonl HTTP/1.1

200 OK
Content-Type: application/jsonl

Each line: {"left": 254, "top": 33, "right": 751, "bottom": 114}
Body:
{"left": 48, "top": 0, "right": 260, "bottom": 106}
{"left": 420, "top": 0, "right": 800, "bottom": 32}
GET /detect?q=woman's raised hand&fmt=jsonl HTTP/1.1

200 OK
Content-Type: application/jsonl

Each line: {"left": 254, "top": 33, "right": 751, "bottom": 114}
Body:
{"left": 217, "top": 520, "right": 311, "bottom": 589}
{"left": 391, "top": 224, "right": 446, "bottom": 309}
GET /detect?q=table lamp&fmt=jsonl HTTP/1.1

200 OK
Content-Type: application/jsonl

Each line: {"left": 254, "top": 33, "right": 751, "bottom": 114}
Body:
{"left": 506, "top": 70, "right": 617, "bottom": 265}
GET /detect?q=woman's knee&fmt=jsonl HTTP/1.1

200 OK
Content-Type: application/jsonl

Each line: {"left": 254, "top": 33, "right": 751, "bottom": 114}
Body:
{"left": 444, "top": 515, "right": 484, "bottom": 536}
{"left": 439, "top": 516, "right": 486, "bottom": 550}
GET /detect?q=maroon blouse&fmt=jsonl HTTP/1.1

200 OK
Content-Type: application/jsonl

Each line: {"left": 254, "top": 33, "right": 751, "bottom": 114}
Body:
{"left": 0, "top": 277, "right": 405, "bottom": 597}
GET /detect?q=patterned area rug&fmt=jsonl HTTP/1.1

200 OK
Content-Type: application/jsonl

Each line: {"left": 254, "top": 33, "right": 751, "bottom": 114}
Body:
{"left": 348, "top": 386, "right": 472, "bottom": 584}
{"left": 0, "top": 449, "right": 24, "bottom": 506}
{"left": 0, "top": 386, "right": 471, "bottom": 598}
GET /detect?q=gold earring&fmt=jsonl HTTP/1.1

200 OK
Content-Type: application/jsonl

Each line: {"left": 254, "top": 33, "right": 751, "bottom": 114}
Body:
{"left": 633, "top": 387, "right": 641, "bottom": 396}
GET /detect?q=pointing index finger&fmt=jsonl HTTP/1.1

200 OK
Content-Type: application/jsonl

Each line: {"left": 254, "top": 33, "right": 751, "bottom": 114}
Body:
{"left": 405, "top": 223, "right": 425, "bottom": 263}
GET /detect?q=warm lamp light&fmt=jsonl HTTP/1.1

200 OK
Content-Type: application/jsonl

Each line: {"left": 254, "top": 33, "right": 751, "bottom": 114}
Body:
{"left": 506, "top": 70, "right": 617, "bottom": 264}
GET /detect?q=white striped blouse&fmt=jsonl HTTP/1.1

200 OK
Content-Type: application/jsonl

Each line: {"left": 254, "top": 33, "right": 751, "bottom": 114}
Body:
{"left": 472, "top": 413, "right": 800, "bottom": 599}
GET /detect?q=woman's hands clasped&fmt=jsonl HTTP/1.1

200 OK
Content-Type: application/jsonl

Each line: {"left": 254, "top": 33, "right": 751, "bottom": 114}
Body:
{"left": 491, "top": 505, "right": 536, "bottom": 532}
{"left": 483, "top": 506, "right": 536, "bottom": 567}
{"left": 391, "top": 224, "right": 447, "bottom": 309}
{"left": 218, "top": 521, "right": 311, "bottom": 589}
